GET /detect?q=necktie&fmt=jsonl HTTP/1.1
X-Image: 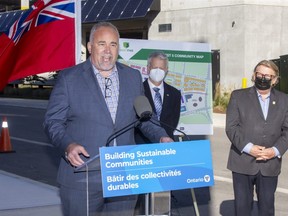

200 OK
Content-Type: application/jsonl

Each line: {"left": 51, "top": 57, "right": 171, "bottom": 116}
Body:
{"left": 153, "top": 87, "right": 162, "bottom": 120}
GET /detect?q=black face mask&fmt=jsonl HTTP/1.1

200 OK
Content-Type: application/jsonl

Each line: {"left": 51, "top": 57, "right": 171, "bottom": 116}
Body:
{"left": 255, "top": 76, "right": 271, "bottom": 90}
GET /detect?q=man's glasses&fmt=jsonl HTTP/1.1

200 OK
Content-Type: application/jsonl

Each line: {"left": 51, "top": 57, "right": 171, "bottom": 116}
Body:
{"left": 255, "top": 72, "right": 275, "bottom": 81}
{"left": 104, "top": 78, "right": 112, "bottom": 98}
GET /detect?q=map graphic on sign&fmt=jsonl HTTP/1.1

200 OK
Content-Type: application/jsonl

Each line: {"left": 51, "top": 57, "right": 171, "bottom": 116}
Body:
{"left": 119, "top": 39, "right": 213, "bottom": 135}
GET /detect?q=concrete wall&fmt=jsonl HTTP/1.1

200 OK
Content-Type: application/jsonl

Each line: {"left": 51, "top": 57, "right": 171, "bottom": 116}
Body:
{"left": 148, "top": 0, "right": 288, "bottom": 91}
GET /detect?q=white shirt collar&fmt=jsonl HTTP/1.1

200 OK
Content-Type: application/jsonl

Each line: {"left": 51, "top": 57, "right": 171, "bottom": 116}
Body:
{"left": 147, "top": 78, "right": 164, "bottom": 90}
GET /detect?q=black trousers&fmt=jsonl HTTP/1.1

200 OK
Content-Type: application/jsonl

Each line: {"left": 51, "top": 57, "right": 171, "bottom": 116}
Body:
{"left": 60, "top": 184, "right": 138, "bottom": 216}
{"left": 232, "top": 171, "right": 278, "bottom": 216}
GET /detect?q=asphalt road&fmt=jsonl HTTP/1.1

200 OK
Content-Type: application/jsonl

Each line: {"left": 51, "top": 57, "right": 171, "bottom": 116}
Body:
{"left": 0, "top": 105, "right": 60, "bottom": 186}
{"left": 0, "top": 98, "right": 288, "bottom": 215}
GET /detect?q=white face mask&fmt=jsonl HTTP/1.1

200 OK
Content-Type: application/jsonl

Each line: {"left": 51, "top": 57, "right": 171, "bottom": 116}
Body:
{"left": 149, "top": 68, "right": 166, "bottom": 82}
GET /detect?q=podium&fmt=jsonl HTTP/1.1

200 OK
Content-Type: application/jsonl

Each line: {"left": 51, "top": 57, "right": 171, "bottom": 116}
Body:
{"left": 73, "top": 154, "right": 101, "bottom": 216}
{"left": 74, "top": 154, "right": 101, "bottom": 172}
{"left": 75, "top": 140, "right": 212, "bottom": 216}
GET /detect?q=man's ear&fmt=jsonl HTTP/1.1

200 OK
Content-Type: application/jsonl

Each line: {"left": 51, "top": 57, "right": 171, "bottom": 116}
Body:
{"left": 147, "top": 66, "right": 150, "bottom": 75}
{"left": 272, "top": 76, "right": 280, "bottom": 87}
{"left": 251, "top": 73, "right": 256, "bottom": 83}
{"left": 87, "top": 42, "right": 92, "bottom": 54}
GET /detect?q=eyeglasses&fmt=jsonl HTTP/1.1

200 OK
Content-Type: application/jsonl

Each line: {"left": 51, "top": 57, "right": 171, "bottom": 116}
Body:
{"left": 255, "top": 72, "right": 275, "bottom": 81}
{"left": 104, "top": 78, "right": 112, "bottom": 98}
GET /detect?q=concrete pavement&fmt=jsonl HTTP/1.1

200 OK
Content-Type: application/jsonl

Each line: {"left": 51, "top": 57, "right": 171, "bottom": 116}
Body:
{"left": 0, "top": 170, "right": 62, "bottom": 216}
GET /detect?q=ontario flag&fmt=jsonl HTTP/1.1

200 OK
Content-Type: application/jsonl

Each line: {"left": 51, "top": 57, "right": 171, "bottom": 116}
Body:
{"left": 0, "top": 0, "right": 81, "bottom": 90}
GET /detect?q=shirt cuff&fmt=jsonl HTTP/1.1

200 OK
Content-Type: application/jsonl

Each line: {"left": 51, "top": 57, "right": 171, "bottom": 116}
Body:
{"left": 242, "top": 142, "right": 253, "bottom": 154}
{"left": 272, "top": 147, "right": 281, "bottom": 158}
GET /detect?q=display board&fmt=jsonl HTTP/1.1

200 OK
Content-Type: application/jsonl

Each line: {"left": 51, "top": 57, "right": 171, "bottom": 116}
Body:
{"left": 119, "top": 39, "right": 213, "bottom": 135}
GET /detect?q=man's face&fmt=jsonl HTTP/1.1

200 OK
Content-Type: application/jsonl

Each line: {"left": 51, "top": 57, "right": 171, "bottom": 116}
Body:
{"left": 148, "top": 57, "right": 168, "bottom": 73}
{"left": 254, "top": 65, "right": 277, "bottom": 86}
{"left": 87, "top": 26, "right": 119, "bottom": 73}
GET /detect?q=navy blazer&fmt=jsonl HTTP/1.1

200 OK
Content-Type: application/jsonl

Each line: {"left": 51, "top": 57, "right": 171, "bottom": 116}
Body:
{"left": 43, "top": 60, "right": 168, "bottom": 189}
{"left": 226, "top": 86, "right": 288, "bottom": 176}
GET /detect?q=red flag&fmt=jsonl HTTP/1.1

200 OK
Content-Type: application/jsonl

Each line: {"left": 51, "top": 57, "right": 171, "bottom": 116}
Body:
{"left": 0, "top": 0, "right": 78, "bottom": 90}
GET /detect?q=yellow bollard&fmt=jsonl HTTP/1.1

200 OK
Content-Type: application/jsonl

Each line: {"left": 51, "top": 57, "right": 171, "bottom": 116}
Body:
{"left": 242, "top": 77, "right": 247, "bottom": 88}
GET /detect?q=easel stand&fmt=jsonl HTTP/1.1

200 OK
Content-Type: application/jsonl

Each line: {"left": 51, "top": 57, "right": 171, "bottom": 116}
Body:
{"left": 191, "top": 188, "right": 200, "bottom": 216}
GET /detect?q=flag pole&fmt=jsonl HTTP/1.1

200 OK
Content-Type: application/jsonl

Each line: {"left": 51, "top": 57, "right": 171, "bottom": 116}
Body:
{"left": 75, "top": 0, "right": 82, "bottom": 64}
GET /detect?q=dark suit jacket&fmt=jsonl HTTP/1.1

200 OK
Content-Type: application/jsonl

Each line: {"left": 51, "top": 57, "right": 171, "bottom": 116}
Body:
{"left": 43, "top": 60, "right": 168, "bottom": 189}
{"left": 226, "top": 86, "right": 288, "bottom": 176}
{"left": 135, "top": 79, "right": 181, "bottom": 143}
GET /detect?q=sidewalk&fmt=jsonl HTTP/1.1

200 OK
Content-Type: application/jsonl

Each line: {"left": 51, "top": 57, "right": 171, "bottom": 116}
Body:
{"left": 0, "top": 170, "right": 62, "bottom": 216}
{"left": 212, "top": 113, "right": 225, "bottom": 129}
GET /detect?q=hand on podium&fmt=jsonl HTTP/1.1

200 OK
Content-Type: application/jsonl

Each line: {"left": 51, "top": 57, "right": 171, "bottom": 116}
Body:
{"left": 65, "top": 143, "right": 90, "bottom": 167}
{"left": 160, "top": 136, "right": 174, "bottom": 143}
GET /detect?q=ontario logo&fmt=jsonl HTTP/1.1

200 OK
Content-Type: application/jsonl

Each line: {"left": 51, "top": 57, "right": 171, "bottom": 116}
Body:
{"left": 186, "top": 175, "right": 211, "bottom": 183}
{"left": 204, "top": 175, "right": 210, "bottom": 182}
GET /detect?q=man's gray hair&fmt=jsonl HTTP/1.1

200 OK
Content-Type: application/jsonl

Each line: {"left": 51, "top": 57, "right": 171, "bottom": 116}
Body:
{"left": 89, "top": 22, "right": 120, "bottom": 43}
{"left": 147, "top": 51, "right": 169, "bottom": 68}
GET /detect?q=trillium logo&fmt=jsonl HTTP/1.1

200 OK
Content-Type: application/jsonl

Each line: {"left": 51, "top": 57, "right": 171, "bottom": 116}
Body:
{"left": 123, "top": 42, "right": 129, "bottom": 48}
{"left": 204, "top": 175, "right": 210, "bottom": 182}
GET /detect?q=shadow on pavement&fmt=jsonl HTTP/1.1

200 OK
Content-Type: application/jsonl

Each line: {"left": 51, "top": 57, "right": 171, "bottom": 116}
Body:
{"left": 219, "top": 200, "right": 259, "bottom": 216}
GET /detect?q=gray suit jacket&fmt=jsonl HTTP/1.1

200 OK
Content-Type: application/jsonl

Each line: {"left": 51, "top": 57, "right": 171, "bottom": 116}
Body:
{"left": 43, "top": 60, "right": 168, "bottom": 189}
{"left": 226, "top": 86, "right": 288, "bottom": 176}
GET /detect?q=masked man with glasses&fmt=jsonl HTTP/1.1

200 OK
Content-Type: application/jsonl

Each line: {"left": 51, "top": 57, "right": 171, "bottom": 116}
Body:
{"left": 226, "top": 60, "right": 288, "bottom": 216}
{"left": 43, "top": 22, "right": 173, "bottom": 216}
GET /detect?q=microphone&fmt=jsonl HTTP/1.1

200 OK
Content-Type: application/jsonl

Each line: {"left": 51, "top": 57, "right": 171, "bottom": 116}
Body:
{"left": 105, "top": 95, "right": 152, "bottom": 147}
{"left": 149, "top": 118, "right": 190, "bottom": 141}
{"left": 133, "top": 95, "right": 153, "bottom": 120}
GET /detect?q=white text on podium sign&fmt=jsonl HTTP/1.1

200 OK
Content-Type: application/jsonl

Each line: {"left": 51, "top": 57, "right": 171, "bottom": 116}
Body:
{"left": 99, "top": 140, "right": 214, "bottom": 197}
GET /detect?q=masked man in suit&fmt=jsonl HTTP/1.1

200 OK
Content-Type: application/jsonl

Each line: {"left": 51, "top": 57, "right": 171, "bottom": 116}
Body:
{"left": 43, "top": 22, "right": 173, "bottom": 216}
{"left": 226, "top": 60, "right": 288, "bottom": 216}
{"left": 135, "top": 51, "right": 181, "bottom": 143}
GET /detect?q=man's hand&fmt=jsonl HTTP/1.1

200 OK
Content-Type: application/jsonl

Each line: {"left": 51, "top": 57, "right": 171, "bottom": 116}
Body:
{"left": 249, "top": 145, "right": 265, "bottom": 158}
{"left": 160, "top": 137, "right": 174, "bottom": 143}
{"left": 65, "top": 143, "right": 90, "bottom": 167}
{"left": 256, "top": 147, "right": 276, "bottom": 161}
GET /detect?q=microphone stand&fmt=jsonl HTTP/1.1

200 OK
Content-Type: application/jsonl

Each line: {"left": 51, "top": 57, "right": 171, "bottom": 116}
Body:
{"left": 106, "top": 118, "right": 142, "bottom": 147}
{"left": 149, "top": 118, "right": 190, "bottom": 141}
{"left": 106, "top": 112, "right": 152, "bottom": 147}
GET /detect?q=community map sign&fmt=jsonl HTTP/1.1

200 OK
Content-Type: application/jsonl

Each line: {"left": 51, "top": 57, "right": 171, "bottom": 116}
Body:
{"left": 119, "top": 39, "right": 213, "bottom": 135}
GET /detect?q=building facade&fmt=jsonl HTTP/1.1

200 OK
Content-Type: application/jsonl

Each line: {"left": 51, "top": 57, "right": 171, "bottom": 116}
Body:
{"left": 148, "top": 0, "right": 288, "bottom": 92}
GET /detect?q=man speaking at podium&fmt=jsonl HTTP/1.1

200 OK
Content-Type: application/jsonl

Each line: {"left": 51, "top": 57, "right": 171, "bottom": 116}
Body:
{"left": 43, "top": 22, "right": 172, "bottom": 216}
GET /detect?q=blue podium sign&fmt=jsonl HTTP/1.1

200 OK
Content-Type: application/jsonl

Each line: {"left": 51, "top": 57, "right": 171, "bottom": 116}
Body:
{"left": 99, "top": 140, "right": 214, "bottom": 198}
